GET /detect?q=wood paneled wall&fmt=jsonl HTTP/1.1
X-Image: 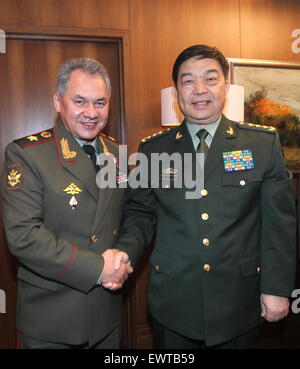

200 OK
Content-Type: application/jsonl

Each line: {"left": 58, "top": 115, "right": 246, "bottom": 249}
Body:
{"left": 0, "top": 0, "right": 299, "bottom": 348}
{"left": 126, "top": 0, "right": 300, "bottom": 152}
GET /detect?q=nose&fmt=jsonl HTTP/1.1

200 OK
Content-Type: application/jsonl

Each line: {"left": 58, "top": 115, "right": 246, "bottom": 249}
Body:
{"left": 84, "top": 104, "right": 98, "bottom": 119}
{"left": 194, "top": 79, "right": 208, "bottom": 95}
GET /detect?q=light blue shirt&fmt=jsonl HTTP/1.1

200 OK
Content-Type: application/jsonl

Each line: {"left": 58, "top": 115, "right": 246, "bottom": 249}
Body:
{"left": 186, "top": 117, "right": 221, "bottom": 150}
{"left": 74, "top": 136, "right": 99, "bottom": 153}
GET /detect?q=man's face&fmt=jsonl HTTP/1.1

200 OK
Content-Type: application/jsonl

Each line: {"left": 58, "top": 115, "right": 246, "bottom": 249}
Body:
{"left": 176, "top": 57, "right": 229, "bottom": 125}
{"left": 54, "top": 69, "right": 110, "bottom": 141}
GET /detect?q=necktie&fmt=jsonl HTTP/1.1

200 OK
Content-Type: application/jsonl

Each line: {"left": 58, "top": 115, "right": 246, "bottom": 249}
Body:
{"left": 82, "top": 144, "right": 99, "bottom": 171}
{"left": 196, "top": 129, "right": 209, "bottom": 162}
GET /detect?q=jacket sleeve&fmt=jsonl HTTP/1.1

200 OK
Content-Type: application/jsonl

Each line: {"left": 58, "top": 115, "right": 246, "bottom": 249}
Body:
{"left": 260, "top": 133, "right": 296, "bottom": 297}
{"left": 1, "top": 142, "right": 103, "bottom": 293}
{"left": 116, "top": 144, "right": 157, "bottom": 266}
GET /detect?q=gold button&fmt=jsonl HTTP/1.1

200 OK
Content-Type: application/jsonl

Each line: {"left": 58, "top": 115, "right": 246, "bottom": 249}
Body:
{"left": 113, "top": 229, "right": 118, "bottom": 236}
{"left": 91, "top": 234, "right": 98, "bottom": 243}
{"left": 203, "top": 238, "right": 210, "bottom": 246}
{"left": 155, "top": 265, "right": 160, "bottom": 271}
{"left": 201, "top": 213, "right": 209, "bottom": 221}
{"left": 240, "top": 180, "right": 246, "bottom": 186}
{"left": 201, "top": 189, "right": 208, "bottom": 196}
{"left": 203, "top": 264, "right": 211, "bottom": 272}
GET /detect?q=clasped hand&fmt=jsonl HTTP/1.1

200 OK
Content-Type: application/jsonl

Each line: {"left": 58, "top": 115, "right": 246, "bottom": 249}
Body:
{"left": 101, "top": 249, "right": 133, "bottom": 291}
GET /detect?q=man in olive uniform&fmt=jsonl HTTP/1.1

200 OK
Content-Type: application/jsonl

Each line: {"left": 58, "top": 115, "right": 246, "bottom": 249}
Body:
{"left": 1, "top": 58, "right": 132, "bottom": 348}
{"left": 116, "top": 45, "right": 296, "bottom": 348}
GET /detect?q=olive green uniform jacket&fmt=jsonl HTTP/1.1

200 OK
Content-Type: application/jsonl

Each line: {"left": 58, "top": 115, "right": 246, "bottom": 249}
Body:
{"left": 1, "top": 121, "right": 125, "bottom": 345}
{"left": 117, "top": 115, "right": 296, "bottom": 346}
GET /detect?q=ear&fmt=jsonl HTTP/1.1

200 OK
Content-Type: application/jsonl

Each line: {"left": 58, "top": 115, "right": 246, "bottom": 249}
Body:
{"left": 174, "top": 86, "right": 178, "bottom": 102}
{"left": 53, "top": 92, "right": 61, "bottom": 113}
{"left": 225, "top": 79, "right": 230, "bottom": 96}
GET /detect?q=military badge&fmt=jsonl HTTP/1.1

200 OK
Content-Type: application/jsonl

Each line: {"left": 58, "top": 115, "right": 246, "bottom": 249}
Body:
{"left": 226, "top": 127, "right": 234, "bottom": 136}
{"left": 40, "top": 131, "right": 52, "bottom": 138}
{"left": 161, "top": 168, "right": 178, "bottom": 185}
{"left": 60, "top": 138, "right": 77, "bottom": 160}
{"left": 63, "top": 183, "right": 82, "bottom": 210}
{"left": 116, "top": 172, "right": 128, "bottom": 184}
{"left": 223, "top": 149, "right": 254, "bottom": 172}
{"left": 27, "top": 135, "right": 39, "bottom": 142}
{"left": 163, "top": 168, "right": 178, "bottom": 175}
{"left": 6, "top": 164, "right": 23, "bottom": 190}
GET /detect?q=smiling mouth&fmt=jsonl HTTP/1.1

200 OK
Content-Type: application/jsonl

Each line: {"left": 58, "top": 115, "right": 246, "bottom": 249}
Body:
{"left": 192, "top": 100, "right": 210, "bottom": 106}
{"left": 81, "top": 122, "right": 99, "bottom": 126}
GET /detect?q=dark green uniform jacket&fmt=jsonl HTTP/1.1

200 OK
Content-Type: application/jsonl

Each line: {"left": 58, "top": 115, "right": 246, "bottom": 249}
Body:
{"left": 1, "top": 121, "right": 125, "bottom": 345}
{"left": 117, "top": 115, "right": 296, "bottom": 346}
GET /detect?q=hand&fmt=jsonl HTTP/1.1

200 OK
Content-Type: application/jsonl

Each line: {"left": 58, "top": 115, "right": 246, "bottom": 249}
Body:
{"left": 260, "top": 293, "right": 290, "bottom": 322}
{"left": 101, "top": 249, "right": 133, "bottom": 291}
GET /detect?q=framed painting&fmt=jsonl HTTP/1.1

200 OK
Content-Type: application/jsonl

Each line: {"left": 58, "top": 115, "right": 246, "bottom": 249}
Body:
{"left": 228, "top": 58, "right": 300, "bottom": 172}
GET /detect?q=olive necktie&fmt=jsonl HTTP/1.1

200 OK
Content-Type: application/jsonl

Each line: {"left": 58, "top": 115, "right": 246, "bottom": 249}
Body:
{"left": 82, "top": 144, "right": 99, "bottom": 171}
{"left": 196, "top": 129, "right": 209, "bottom": 162}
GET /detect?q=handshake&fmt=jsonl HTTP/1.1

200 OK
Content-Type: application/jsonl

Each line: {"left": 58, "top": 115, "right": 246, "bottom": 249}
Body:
{"left": 101, "top": 249, "right": 133, "bottom": 291}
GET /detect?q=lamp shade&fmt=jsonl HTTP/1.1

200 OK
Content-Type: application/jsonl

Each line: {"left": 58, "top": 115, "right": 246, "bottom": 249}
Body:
{"left": 161, "top": 84, "right": 244, "bottom": 126}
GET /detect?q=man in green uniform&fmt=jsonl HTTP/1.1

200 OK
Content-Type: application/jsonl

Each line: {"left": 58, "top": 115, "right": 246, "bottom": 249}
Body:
{"left": 117, "top": 45, "right": 296, "bottom": 348}
{"left": 1, "top": 57, "right": 132, "bottom": 348}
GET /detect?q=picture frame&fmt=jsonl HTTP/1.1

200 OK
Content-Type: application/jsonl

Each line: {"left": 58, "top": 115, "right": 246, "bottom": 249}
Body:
{"left": 228, "top": 58, "right": 300, "bottom": 172}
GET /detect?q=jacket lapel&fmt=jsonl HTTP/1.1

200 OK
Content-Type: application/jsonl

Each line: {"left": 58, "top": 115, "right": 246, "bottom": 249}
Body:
{"left": 54, "top": 121, "right": 99, "bottom": 200}
{"left": 171, "top": 122, "right": 197, "bottom": 175}
{"left": 91, "top": 135, "right": 117, "bottom": 230}
{"left": 204, "top": 115, "right": 239, "bottom": 181}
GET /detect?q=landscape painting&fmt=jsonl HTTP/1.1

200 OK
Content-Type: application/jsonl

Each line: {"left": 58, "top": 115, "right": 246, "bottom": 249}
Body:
{"left": 228, "top": 59, "right": 300, "bottom": 171}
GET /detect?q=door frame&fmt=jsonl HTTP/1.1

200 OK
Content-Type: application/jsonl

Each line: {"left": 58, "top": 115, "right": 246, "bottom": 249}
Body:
{"left": 0, "top": 24, "right": 133, "bottom": 144}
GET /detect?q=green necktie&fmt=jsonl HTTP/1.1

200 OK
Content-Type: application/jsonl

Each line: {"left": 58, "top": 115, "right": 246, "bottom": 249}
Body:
{"left": 196, "top": 129, "right": 209, "bottom": 161}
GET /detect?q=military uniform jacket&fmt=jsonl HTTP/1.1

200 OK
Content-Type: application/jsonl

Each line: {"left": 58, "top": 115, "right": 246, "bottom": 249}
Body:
{"left": 1, "top": 121, "right": 125, "bottom": 345}
{"left": 117, "top": 115, "right": 296, "bottom": 346}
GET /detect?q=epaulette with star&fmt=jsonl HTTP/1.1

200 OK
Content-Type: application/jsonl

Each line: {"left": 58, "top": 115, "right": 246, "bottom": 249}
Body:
{"left": 13, "top": 128, "right": 55, "bottom": 149}
{"left": 237, "top": 122, "right": 277, "bottom": 133}
{"left": 141, "top": 128, "right": 172, "bottom": 144}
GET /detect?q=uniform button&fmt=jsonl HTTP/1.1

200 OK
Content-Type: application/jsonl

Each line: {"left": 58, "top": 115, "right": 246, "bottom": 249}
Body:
{"left": 201, "top": 213, "right": 209, "bottom": 221}
{"left": 257, "top": 266, "right": 261, "bottom": 273}
{"left": 91, "top": 234, "right": 98, "bottom": 243}
{"left": 201, "top": 189, "right": 208, "bottom": 196}
{"left": 113, "top": 229, "right": 118, "bottom": 236}
{"left": 240, "top": 180, "right": 246, "bottom": 186}
{"left": 202, "top": 238, "right": 210, "bottom": 246}
{"left": 155, "top": 265, "right": 160, "bottom": 271}
{"left": 203, "top": 264, "right": 211, "bottom": 272}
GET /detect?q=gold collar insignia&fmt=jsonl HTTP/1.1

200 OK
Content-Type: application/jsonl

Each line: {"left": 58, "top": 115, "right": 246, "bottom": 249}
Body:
{"left": 60, "top": 138, "right": 77, "bottom": 159}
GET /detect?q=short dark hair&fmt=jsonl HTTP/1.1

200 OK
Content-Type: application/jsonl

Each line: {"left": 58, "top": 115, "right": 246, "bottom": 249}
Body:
{"left": 172, "top": 44, "right": 229, "bottom": 85}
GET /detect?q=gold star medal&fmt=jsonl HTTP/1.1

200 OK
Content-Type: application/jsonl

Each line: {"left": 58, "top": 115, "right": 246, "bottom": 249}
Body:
{"left": 63, "top": 183, "right": 82, "bottom": 210}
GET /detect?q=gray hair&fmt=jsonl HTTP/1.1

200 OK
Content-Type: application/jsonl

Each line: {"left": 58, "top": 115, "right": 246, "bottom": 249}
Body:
{"left": 56, "top": 57, "right": 111, "bottom": 96}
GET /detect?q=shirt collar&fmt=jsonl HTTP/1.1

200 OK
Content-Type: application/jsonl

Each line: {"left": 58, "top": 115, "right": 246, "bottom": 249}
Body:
{"left": 74, "top": 136, "right": 99, "bottom": 153}
{"left": 186, "top": 116, "right": 221, "bottom": 140}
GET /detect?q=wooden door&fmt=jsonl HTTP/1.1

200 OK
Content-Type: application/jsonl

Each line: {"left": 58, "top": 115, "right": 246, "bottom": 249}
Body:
{"left": 0, "top": 34, "right": 124, "bottom": 348}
